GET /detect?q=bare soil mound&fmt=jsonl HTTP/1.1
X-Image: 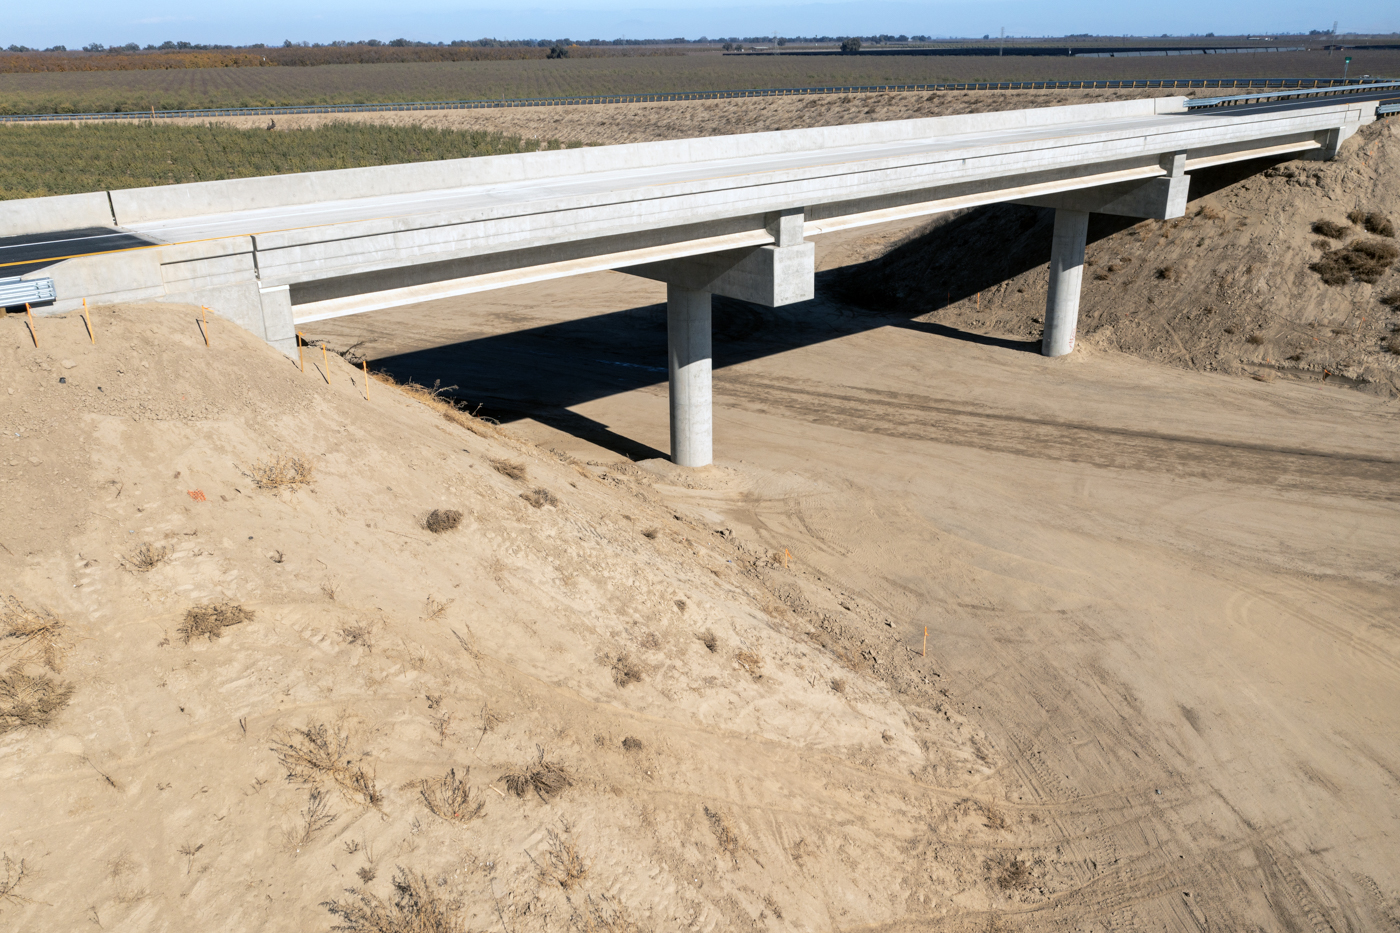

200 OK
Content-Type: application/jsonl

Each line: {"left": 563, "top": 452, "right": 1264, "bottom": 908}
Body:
{"left": 0, "top": 302, "right": 997, "bottom": 931}
{"left": 841, "top": 118, "right": 1400, "bottom": 395}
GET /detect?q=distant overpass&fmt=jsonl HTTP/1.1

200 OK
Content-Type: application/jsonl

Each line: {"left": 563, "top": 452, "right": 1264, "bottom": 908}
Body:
{"left": 2, "top": 89, "right": 1389, "bottom": 466}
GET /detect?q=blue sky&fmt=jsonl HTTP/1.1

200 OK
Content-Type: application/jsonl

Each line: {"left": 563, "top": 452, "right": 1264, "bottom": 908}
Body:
{"left": 4, "top": 1, "right": 1394, "bottom": 49}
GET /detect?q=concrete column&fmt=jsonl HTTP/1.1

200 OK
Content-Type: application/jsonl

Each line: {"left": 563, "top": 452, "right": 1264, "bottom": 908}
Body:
{"left": 667, "top": 283, "right": 712, "bottom": 468}
{"left": 1042, "top": 208, "right": 1089, "bottom": 358}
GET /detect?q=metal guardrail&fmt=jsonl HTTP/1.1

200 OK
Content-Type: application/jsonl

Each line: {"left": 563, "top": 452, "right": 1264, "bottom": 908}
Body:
{"left": 1378, "top": 100, "right": 1400, "bottom": 117}
{"left": 0, "top": 276, "right": 56, "bottom": 305}
{"left": 0, "top": 76, "right": 1394, "bottom": 124}
{"left": 1185, "top": 80, "right": 1400, "bottom": 108}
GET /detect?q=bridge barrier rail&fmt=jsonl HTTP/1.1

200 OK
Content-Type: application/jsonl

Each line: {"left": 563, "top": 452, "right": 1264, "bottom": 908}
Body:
{"left": 0, "top": 76, "right": 1395, "bottom": 124}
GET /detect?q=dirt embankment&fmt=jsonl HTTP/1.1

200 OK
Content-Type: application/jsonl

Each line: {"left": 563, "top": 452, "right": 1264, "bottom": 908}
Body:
{"left": 842, "top": 117, "right": 1400, "bottom": 395}
{"left": 0, "top": 303, "right": 1011, "bottom": 931}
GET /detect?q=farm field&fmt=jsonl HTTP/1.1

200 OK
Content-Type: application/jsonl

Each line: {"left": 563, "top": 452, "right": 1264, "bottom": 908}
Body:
{"left": 0, "top": 123, "right": 571, "bottom": 199}
{"left": 0, "top": 49, "right": 1396, "bottom": 115}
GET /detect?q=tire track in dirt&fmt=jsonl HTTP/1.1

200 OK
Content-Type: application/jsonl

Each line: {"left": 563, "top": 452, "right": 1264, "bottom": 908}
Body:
{"left": 714, "top": 374, "right": 1400, "bottom": 501}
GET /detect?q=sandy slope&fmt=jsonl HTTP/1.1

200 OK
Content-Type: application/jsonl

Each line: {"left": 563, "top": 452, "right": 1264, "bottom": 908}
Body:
{"left": 1, "top": 303, "right": 1005, "bottom": 932}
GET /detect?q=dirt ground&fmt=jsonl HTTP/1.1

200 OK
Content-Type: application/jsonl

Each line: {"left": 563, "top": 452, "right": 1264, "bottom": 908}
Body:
{"left": 154, "top": 88, "right": 1165, "bottom": 145}
{"left": 3, "top": 98, "right": 1399, "bottom": 932}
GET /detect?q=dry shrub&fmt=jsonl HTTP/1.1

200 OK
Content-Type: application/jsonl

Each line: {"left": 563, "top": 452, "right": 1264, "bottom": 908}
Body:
{"left": 489, "top": 458, "right": 527, "bottom": 481}
{"left": 990, "top": 855, "right": 1037, "bottom": 890}
{"left": 981, "top": 803, "right": 1009, "bottom": 830}
{"left": 640, "top": 527, "right": 659, "bottom": 539}
{"left": 502, "top": 752, "right": 572, "bottom": 802}
{"left": 418, "top": 768, "right": 484, "bottom": 824}
{"left": 179, "top": 602, "right": 253, "bottom": 643}
{"left": 284, "top": 788, "right": 338, "bottom": 850}
{"left": 521, "top": 487, "right": 558, "bottom": 509}
{"left": 0, "top": 669, "right": 75, "bottom": 735}
{"left": 1246, "top": 333, "right": 1266, "bottom": 346}
{"left": 610, "top": 653, "right": 643, "bottom": 687}
{"left": 323, "top": 867, "right": 460, "bottom": 933}
{"left": 704, "top": 805, "right": 742, "bottom": 863}
{"left": 830, "top": 677, "right": 847, "bottom": 694}
{"left": 1, "top": 597, "right": 68, "bottom": 671}
{"left": 1312, "top": 239, "right": 1400, "bottom": 285}
{"left": 272, "top": 723, "right": 383, "bottom": 808}
{"left": 340, "top": 621, "right": 376, "bottom": 650}
{"left": 1196, "top": 203, "right": 1223, "bottom": 220}
{"left": 1155, "top": 265, "right": 1175, "bottom": 281}
{"left": 1380, "top": 293, "right": 1400, "bottom": 307}
{"left": 621, "top": 736, "right": 644, "bottom": 752}
{"left": 1, "top": 853, "right": 31, "bottom": 906}
{"left": 125, "top": 542, "right": 169, "bottom": 572}
{"left": 1312, "top": 219, "right": 1349, "bottom": 239}
{"left": 1387, "top": 335, "right": 1400, "bottom": 356}
{"left": 538, "top": 828, "right": 587, "bottom": 890}
{"left": 735, "top": 650, "right": 765, "bottom": 680}
{"left": 249, "top": 454, "right": 314, "bottom": 490}
{"left": 1348, "top": 210, "right": 1395, "bottom": 238}
{"left": 696, "top": 629, "right": 718, "bottom": 653}
{"left": 422, "top": 509, "right": 462, "bottom": 534}
{"left": 572, "top": 894, "right": 640, "bottom": 933}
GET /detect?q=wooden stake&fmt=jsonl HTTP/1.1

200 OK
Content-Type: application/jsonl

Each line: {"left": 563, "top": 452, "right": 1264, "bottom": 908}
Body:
{"left": 82, "top": 299, "right": 95, "bottom": 344}
{"left": 321, "top": 343, "right": 329, "bottom": 383}
{"left": 296, "top": 332, "right": 305, "bottom": 372}
{"left": 24, "top": 303, "right": 37, "bottom": 347}
{"left": 922, "top": 626, "right": 927, "bottom": 658}
{"left": 363, "top": 360, "right": 370, "bottom": 399}
{"left": 200, "top": 306, "right": 210, "bottom": 347}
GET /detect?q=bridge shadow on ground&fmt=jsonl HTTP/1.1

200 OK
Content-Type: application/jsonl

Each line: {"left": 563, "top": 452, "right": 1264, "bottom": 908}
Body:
{"left": 370, "top": 159, "right": 1283, "bottom": 460}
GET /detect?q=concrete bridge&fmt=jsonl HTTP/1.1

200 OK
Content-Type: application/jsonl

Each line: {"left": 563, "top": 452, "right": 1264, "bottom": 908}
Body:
{"left": 2, "top": 90, "right": 1387, "bottom": 466}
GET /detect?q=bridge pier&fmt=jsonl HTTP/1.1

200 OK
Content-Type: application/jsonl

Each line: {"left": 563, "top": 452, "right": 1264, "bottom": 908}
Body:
{"left": 667, "top": 284, "right": 713, "bottom": 468}
{"left": 1042, "top": 208, "right": 1089, "bottom": 358}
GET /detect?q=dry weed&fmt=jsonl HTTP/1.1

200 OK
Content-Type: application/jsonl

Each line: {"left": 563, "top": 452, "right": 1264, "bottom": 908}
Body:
{"left": 621, "top": 736, "right": 644, "bottom": 752}
{"left": 489, "top": 458, "right": 527, "bottom": 481}
{"left": 418, "top": 767, "right": 484, "bottom": 824}
{"left": 249, "top": 454, "right": 314, "bottom": 490}
{"left": 521, "top": 487, "right": 559, "bottom": 509}
{"left": 0, "top": 853, "right": 30, "bottom": 907}
{"left": 502, "top": 751, "right": 572, "bottom": 802}
{"left": 0, "top": 669, "right": 75, "bottom": 735}
{"left": 423, "top": 597, "right": 453, "bottom": 622}
{"left": 1196, "top": 204, "right": 1223, "bottom": 220}
{"left": 423, "top": 509, "right": 462, "bottom": 534}
{"left": 1312, "top": 238, "right": 1400, "bottom": 285}
{"left": 610, "top": 653, "right": 643, "bottom": 687}
{"left": 830, "top": 677, "right": 847, "bottom": 694}
{"left": 178, "top": 842, "right": 204, "bottom": 875}
{"left": 640, "top": 527, "right": 659, "bottom": 539}
{"left": 1312, "top": 219, "right": 1349, "bottom": 239}
{"left": 1, "top": 597, "right": 68, "bottom": 671}
{"left": 572, "top": 893, "right": 640, "bottom": 933}
{"left": 704, "top": 805, "right": 742, "bottom": 865}
{"left": 339, "top": 621, "right": 376, "bottom": 651}
{"left": 1348, "top": 210, "right": 1395, "bottom": 238}
{"left": 1387, "top": 335, "right": 1400, "bottom": 356}
{"left": 536, "top": 827, "right": 588, "bottom": 890}
{"left": 323, "top": 867, "right": 460, "bottom": 933}
{"left": 1379, "top": 293, "right": 1400, "bottom": 307}
{"left": 1246, "top": 333, "right": 1266, "bottom": 346}
{"left": 272, "top": 723, "right": 383, "bottom": 808}
{"left": 989, "top": 854, "right": 1037, "bottom": 891}
{"left": 178, "top": 602, "right": 253, "bottom": 643}
{"left": 1155, "top": 265, "right": 1176, "bottom": 281}
{"left": 696, "top": 629, "right": 718, "bottom": 652}
{"left": 735, "top": 650, "right": 765, "bottom": 680}
{"left": 125, "top": 542, "right": 170, "bottom": 572}
{"left": 981, "top": 804, "right": 1009, "bottom": 830}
